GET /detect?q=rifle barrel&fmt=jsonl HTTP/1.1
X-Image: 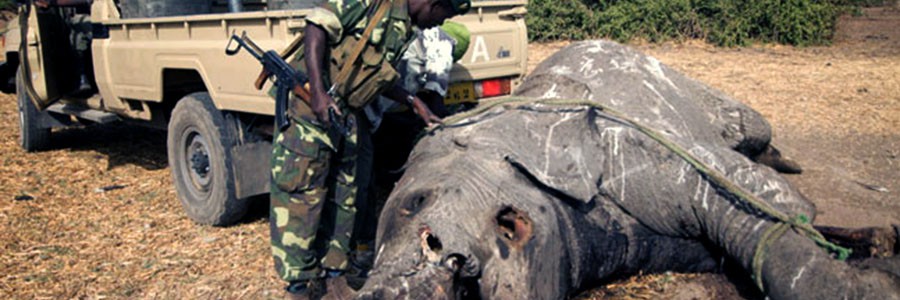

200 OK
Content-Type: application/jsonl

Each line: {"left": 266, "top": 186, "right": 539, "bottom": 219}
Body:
{"left": 240, "top": 35, "right": 266, "bottom": 56}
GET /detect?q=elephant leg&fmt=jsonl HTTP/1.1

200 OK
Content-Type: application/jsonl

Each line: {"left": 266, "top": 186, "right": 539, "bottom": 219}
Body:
{"left": 758, "top": 228, "right": 900, "bottom": 299}
{"left": 687, "top": 147, "right": 898, "bottom": 298}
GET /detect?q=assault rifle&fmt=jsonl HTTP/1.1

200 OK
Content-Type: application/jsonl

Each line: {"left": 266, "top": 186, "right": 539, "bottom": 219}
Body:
{"left": 225, "top": 32, "right": 350, "bottom": 137}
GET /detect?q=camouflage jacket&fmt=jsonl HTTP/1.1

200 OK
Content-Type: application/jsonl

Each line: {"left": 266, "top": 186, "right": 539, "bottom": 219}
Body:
{"left": 306, "top": 0, "right": 414, "bottom": 66}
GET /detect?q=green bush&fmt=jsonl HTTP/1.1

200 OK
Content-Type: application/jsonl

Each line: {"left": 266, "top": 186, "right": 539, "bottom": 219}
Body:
{"left": 526, "top": 0, "right": 599, "bottom": 40}
{"left": 527, "top": 0, "right": 846, "bottom": 46}
{"left": 0, "top": 0, "right": 15, "bottom": 10}
{"left": 830, "top": 0, "right": 893, "bottom": 6}
{"left": 697, "top": 0, "right": 837, "bottom": 46}
{"left": 595, "top": 0, "right": 702, "bottom": 43}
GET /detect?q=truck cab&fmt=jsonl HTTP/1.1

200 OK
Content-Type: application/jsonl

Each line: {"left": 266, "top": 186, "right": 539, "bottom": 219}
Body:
{"left": 4, "top": 0, "right": 528, "bottom": 226}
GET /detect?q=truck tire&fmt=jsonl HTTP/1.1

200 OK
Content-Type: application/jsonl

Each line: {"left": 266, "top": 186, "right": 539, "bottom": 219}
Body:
{"left": 267, "top": 0, "right": 324, "bottom": 10}
{"left": 167, "top": 92, "right": 247, "bottom": 226}
{"left": 119, "top": 0, "right": 212, "bottom": 18}
{"left": 16, "top": 70, "right": 50, "bottom": 152}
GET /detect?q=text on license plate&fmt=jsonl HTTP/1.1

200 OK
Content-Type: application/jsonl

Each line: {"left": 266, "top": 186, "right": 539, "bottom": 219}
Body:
{"left": 445, "top": 82, "right": 477, "bottom": 105}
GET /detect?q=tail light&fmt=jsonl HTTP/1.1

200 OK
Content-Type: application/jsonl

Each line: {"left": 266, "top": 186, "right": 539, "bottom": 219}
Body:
{"left": 475, "top": 78, "right": 512, "bottom": 98}
{"left": 445, "top": 77, "right": 515, "bottom": 105}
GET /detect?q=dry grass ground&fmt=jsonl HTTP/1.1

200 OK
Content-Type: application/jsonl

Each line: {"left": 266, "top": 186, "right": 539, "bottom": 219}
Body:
{"left": 1, "top": 6, "right": 898, "bottom": 300}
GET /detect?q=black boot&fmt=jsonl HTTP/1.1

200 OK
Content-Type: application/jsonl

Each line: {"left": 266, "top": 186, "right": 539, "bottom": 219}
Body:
{"left": 286, "top": 279, "right": 327, "bottom": 300}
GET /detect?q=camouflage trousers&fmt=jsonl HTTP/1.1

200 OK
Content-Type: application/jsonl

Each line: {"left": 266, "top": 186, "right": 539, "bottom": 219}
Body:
{"left": 269, "top": 110, "right": 373, "bottom": 282}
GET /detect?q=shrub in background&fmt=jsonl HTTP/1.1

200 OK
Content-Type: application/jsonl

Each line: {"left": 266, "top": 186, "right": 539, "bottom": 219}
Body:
{"left": 696, "top": 0, "right": 837, "bottom": 46}
{"left": 525, "top": 0, "right": 599, "bottom": 40}
{"left": 595, "top": 0, "right": 703, "bottom": 42}
{"left": 527, "top": 0, "right": 846, "bottom": 46}
{"left": 0, "top": 0, "right": 14, "bottom": 10}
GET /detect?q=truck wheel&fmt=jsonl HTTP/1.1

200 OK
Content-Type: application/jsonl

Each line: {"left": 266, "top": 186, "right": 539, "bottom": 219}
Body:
{"left": 167, "top": 92, "right": 247, "bottom": 226}
{"left": 16, "top": 70, "right": 51, "bottom": 152}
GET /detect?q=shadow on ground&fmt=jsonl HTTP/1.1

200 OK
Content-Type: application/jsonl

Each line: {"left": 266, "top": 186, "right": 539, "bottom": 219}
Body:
{"left": 48, "top": 122, "right": 168, "bottom": 171}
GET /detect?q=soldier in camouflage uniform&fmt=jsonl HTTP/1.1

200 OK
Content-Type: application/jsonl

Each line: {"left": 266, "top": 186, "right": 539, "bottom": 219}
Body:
{"left": 269, "top": 0, "right": 471, "bottom": 297}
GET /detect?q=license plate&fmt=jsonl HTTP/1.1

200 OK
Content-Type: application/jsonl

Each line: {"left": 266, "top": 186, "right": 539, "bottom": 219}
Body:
{"left": 445, "top": 82, "right": 477, "bottom": 105}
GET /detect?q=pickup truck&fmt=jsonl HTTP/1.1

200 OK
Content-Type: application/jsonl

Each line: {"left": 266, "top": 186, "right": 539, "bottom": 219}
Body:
{"left": 2, "top": 0, "right": 528, "bottom": 225}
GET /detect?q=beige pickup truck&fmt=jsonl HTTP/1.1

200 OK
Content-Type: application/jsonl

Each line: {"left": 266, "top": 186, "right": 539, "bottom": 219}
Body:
{"left": 3, "top": 0, "right": 528, "bottom": 225}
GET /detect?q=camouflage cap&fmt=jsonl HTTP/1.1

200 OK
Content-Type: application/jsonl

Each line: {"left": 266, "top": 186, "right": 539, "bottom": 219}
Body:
{"left": 444, "top": 0, "right": 471, "bottom": 15}
{"left": 440, "top": 21, "right": 470, "bottom": 62}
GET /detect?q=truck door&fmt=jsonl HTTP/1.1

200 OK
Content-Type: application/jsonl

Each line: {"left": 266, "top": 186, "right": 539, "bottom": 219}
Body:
{"left": 18, "top": 4, "right": 81, "bottom": 110}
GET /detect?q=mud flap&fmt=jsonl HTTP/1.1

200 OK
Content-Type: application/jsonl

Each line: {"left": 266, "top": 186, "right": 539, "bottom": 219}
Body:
{"left": 230, "top": 141, "right": 272, "bottom": 199}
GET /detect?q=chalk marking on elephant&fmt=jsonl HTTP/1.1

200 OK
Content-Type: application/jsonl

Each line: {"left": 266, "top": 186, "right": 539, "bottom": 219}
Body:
{"left": 791, "top": 266, "right": 807, "bottom": 290}
{"left": 642, "top": 82, "right": 664, "bottom": 115}
{"left": 578, "top": 57, "right": 603, "bottom": 78}
{"left": 541, "top": 83, "right": 561, "bottom": 99}
{"left": 677, "top": 162, "right": 689, "bottom": 184}
{"left": 549, "top": 65, "right": 572, "bottom": 75}
{"left": 693, "top": 177, "right": 711, "bottom": 211}
{"left": 600, "top": 127, "right": 623, "bottom": 156}
{"left": 583, "top": 89, "right": 593, "bottom": 101}
{"left": 401, "top": 277, "right": 409, "bottom": 300}
{"left": 540, "top": 112, "right": 597, "bottom": 195}
{"left": 753, "top": 220, "right": 767, "bottom": 232}
{"left": 609, "top": 57, "right": 639, "bottom": 74}
{"left": 599, "top": 162, "right": 652, "bottom": 201}
{"left": 600, "top": 126, "right": 631, "bottom": 202}
{"left": 641, "top": 80, "right": 694, "bottom": 140}
{"left": 542, "top": 112, "right": 578, "bottom": 175}
{"left": 584, "top": 41, "right": 607, "bottom": 54}
{"left": 645, "top": 56, "right": 679, "bottom": 90}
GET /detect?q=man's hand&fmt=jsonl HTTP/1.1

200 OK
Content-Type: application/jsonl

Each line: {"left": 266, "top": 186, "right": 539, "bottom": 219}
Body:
{"left": 410, "top": 96, "right": 442, "bottom": 127}
{"left": 418, "top": 90, "right": 450, "bottom": 118}
{"left": 383, "top": 86, "right": 442, "bottom": 127}
{"left": 310, "top": 92, "right": 341, "bottom": 126}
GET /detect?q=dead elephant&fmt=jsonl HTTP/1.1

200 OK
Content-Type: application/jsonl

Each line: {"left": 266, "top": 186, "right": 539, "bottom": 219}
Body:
{"left": 353, "top": 41, "right": 899, "bottom": 299}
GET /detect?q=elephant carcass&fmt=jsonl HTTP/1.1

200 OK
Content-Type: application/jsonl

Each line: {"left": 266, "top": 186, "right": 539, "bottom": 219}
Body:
{"left": 355, "top": 41, "right": 899, "bottom": 299}
{"left": 358, "top": 101, "right": 898, "bottom": 299}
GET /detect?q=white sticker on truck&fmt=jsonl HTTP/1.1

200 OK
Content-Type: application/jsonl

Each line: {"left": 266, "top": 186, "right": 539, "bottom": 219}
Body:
{"left": 470, "top": 35, "right": 490, "bottom": 63}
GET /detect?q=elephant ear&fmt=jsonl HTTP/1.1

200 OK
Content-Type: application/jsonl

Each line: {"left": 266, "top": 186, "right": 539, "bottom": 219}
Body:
{"left": 505, "top": 154, "right": 599, "bottom": 212}
{"left": 501, "top": 112, "right": 605, "bottom": 212}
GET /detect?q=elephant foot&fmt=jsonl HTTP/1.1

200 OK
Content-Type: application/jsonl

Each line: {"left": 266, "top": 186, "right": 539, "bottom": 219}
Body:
{"left": 320, "top": 276, "right": 356, "bottom": 300}
{"left": 753, "top": 145, "right": 803, "bottom": 174}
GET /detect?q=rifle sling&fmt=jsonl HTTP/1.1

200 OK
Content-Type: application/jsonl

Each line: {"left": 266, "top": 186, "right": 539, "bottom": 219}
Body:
{"left": 331, "top": 0, "right": 392, "bottom": 95}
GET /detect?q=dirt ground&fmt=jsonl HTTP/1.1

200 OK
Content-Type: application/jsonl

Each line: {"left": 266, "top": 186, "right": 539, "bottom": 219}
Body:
{"left": 1, "top": 6, "right": 898, "bottom": 300}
